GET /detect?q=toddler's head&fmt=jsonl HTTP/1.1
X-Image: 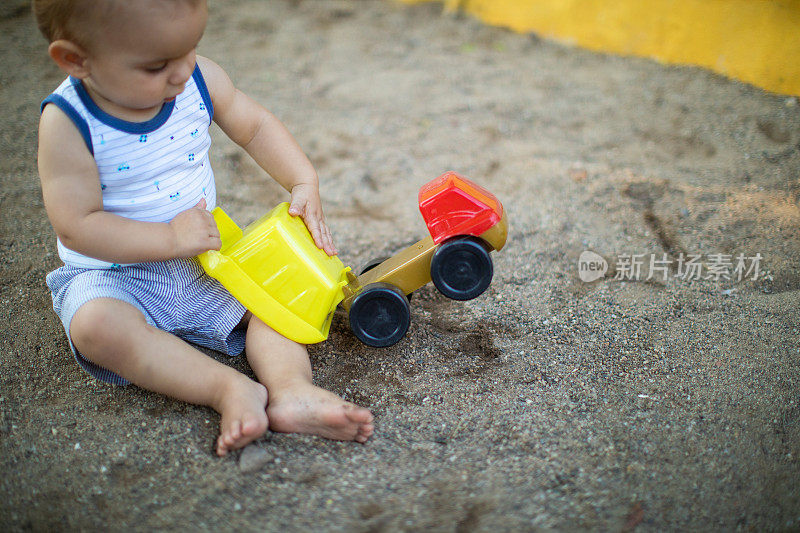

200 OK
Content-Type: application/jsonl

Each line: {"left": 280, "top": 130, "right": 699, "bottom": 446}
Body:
{"left": 34, "top": 0, "right": 208, "bottom": 113}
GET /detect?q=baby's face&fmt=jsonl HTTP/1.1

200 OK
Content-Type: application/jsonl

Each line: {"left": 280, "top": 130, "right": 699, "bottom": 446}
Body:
{"left": 82, "top": 1, "right": 208, "bottom": 113}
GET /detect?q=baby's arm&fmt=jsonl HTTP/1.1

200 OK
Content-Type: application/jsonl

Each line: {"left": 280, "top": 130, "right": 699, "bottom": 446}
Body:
{"left": 197, "top": 56, "right": 337, "bottom": 256}
{"left": 38, "top": 105, "right": 221, "bottom": 264}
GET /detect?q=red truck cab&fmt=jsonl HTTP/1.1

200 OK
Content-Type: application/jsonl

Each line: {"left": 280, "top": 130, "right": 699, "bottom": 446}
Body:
{"left": 419, "top": 171, "right": 504, "bottom": 244}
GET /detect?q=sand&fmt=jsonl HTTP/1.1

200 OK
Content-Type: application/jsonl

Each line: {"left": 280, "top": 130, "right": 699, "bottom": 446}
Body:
{"left": 1, "top": 0, "right": 798, "bottom": 530}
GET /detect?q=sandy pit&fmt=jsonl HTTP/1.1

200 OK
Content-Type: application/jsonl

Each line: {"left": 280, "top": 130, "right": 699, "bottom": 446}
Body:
{"left": 1, "top": 0, "right": 798, "bottom": 530}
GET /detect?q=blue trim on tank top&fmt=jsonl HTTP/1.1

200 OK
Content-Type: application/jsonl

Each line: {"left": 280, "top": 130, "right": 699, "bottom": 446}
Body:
{"left": 69, "top": 76, "right": 176, "bottom": 134}
{"left": 192, "top": 65, "right": 214, "bottom": 123}
{"left": 41, "top": 94, "right": 94, "bottom": 155}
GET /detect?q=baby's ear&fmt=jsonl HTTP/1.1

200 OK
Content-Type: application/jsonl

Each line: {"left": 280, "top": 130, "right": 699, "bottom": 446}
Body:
{"left": 48, "top": 40, "right": 90, "bottom": 78}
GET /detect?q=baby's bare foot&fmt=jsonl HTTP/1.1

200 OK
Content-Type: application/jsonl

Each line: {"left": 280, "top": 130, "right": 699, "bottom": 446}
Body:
{"left": 215, "top": 378, "right": 269, "bottom": 456}
{"left": 267, "top": 382, "right": 374, "bottom": 443}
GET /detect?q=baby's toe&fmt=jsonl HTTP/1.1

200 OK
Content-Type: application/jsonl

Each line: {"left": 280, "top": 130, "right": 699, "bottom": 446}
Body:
{"left": 344, "top": 405, "right": 373, "bottom": 424}
{"left": 216, "top": 435, "right": 229, "bottom": 457}
{"left": 218, "top": 421, "right": 240, "bottom": 452}
{"left": 363, "top": 423, "right": 374, "bottom": 435}
{"left": 229, "top": 420, "right": 242, "bottom": 440}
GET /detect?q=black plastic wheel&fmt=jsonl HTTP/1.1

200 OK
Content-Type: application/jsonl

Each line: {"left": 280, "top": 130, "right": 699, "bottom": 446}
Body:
{"left": 360, "top": 256, "right": 391, "bottom": 275}
{"left": 360, "top": 256, "right": 414, "bottom": 300}
{"left": 430, "top": 236, "right": 493, "bottom": 300}
{"left": 348, "top": 282, "right": 411, "bottom": 347}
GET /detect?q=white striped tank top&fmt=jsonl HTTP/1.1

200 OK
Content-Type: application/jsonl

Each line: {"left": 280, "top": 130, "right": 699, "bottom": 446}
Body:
{"left": 41, "top": 65, "right": 217, "bottom": 269}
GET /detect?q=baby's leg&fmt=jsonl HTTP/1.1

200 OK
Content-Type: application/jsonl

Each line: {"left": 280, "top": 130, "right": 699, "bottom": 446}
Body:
{"left": 244, "top": 317, "right": 374, "bottom": 443}
{"left": 70, "top": 298, "right": 268, "bottom": 456}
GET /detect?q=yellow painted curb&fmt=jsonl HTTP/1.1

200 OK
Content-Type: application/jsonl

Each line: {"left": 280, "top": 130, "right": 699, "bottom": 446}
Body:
{"left": 401, "top": 0, "right": 800, "bottom": 96}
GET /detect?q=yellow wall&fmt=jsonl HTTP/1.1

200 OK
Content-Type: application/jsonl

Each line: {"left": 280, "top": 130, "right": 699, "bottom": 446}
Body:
{"left": 401, "top": 0, "right": 800, "bottom": 96}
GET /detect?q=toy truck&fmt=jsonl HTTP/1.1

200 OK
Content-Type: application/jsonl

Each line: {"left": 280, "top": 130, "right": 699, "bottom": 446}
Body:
{"left": 197, "top": 171, "right": 508, "bottom": 347}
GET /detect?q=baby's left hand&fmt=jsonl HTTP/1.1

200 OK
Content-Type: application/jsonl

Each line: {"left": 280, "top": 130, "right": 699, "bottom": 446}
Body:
{"left": 289, "top": 183, "right": 338, "bottom": 256}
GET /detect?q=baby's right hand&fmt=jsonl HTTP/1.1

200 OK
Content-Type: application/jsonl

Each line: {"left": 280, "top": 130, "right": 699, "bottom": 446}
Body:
{"left": 169, "top": 199, "right": 222, "bottom": 258}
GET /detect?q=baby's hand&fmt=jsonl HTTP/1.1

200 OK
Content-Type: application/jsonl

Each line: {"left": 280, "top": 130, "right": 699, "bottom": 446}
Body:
{"left": 169, "top": 198, "right": 222, "bottom": 257}
{"left": 288, "top": 183, "right": 338, "bottom": 256}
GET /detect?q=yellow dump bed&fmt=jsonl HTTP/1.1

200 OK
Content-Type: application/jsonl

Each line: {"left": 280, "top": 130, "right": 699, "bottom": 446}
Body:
{"left": 197, "top": 203, "right": 350, "bottom": 344}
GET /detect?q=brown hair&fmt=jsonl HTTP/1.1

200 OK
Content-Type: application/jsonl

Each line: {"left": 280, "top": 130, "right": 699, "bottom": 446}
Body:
{"left": 33, "top": 0, "right": 96, "bottom": 46}
{"left": 33, "top": 0, "right": 203, "bottom": 47}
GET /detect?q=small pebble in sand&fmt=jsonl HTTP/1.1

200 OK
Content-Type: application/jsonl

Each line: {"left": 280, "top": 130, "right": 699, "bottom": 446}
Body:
{"left": 239, "top": 445, "right": 274, "bottom": 474}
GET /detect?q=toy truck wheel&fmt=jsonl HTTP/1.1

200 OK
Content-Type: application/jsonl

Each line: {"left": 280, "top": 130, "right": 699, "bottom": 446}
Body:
{"left": 360, "top": 257, "right": 391, "bottom": 275}
{"left": 349, "top": 282, "right": 411, "bottom": 347}
{"left": 360, "top": 256, "right": 414, "bottom": 300}
{"left": 430, "top": 236, "right": 493, "bottom": 300}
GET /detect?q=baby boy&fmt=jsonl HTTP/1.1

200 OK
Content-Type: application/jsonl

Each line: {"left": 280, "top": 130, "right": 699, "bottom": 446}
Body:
{"left": 34, "top": 0, "right": 373, "bottom": 455}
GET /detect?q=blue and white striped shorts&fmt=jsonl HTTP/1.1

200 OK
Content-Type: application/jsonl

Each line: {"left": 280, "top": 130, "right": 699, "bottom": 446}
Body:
{"left": 46, "top": 258, "right": 248, "bottom": 385}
